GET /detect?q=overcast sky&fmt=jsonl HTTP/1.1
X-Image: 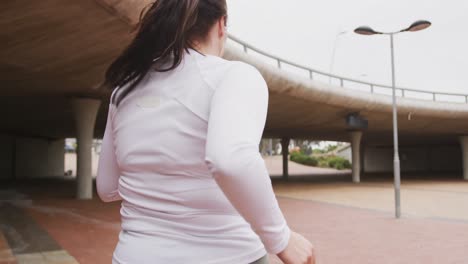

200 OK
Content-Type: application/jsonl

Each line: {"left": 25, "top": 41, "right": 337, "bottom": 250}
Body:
{"left": 226, "top": 0, "right": 468, "bottom": 96}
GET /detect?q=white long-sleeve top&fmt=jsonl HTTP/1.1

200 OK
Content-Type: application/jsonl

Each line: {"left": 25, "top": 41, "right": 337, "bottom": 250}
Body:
{"left": 96, "top": 48, "right": 291, "bottom": 264}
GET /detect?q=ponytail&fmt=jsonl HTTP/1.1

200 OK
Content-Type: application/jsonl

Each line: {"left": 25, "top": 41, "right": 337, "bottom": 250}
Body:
{"left": 105, "top": 0, "right": 227, "bottom": 107}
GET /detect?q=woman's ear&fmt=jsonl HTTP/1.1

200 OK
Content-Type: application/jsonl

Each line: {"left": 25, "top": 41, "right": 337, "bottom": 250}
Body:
{"left": 218, "top": 16, "right": 227, "bottom": 38}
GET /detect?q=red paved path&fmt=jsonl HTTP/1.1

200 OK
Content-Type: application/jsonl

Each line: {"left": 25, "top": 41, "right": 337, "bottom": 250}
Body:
{"left": 24, "top": 193, "right": 468, "bottom": 264}
{"left": 3, "top": 155, "right": 467, "bottom": 263}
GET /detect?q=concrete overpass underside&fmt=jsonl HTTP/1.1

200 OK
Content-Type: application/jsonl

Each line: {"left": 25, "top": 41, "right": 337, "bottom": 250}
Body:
{"left": 1, "top": 0, "right": 468, "bottom": 198}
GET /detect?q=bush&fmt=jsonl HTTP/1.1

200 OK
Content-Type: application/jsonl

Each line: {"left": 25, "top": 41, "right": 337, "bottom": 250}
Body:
{"left": 327, "top": 156, "right": 351, "bottom": 170}
{"left": 316, "top": 155, "right": 351, "bottom": 170}
{"left": 290, "top": 151, "right": 318, "bottom": 166}
{"left": 312, "top": 149, "right": 326, "bottom": 154}
{"left": 316, "top": 156, "right": 328, "bottom": 167}
{"left": 325, "top": 144, "right": 339, "bottom": 153}
{"left": 289, "top": 150, "right": 351, "bottom": 169}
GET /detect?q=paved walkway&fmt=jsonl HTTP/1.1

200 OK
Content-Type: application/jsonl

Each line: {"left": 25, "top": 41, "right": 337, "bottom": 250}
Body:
{"left": 263, "top": 155, "right": 351, "bottom": 178}
{"left": 1, "top": 156, "right": 467, "bottom": 263}
{"left": 2, "top": 181, "right": 467, "bottom": 264}
{"left": 0, "top": 189, "right": 79, "bottom": 264}
{"left": 273, "top": 179, "right": 468, "bottom": 222}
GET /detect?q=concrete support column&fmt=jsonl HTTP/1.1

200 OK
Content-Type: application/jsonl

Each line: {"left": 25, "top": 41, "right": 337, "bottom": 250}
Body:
{"left": 459, "top": 136, "right": 468, "bottom": 180}
{"left": 360, "top": 141, "right": 366, "bottom": 174}
{"left": 350, "top": 131, "right": 363, "bottom": 183}
{"left": 281, "top": 137, "right": 290, "bottom": 179}
{"left": 268, "top": 138, "right": 273, "bottom": 156}
{"left": 71, "top": 97, "right": 101, "bottom": 199}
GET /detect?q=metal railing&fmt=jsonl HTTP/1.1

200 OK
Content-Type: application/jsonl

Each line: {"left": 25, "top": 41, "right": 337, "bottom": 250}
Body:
{"left": 228, "top": 34, "right": 468, "bottom": 104}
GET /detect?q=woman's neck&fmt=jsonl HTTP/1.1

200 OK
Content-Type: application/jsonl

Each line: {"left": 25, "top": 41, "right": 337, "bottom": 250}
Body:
{"left": 191, "top": 40, "right": 221, "bottom": 57}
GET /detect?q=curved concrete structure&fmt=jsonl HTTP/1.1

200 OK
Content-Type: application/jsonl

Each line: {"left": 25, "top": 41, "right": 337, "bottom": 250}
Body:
{"left": 2, "top": 0, "right": 468, "bottom": 143}
{"left": 222, "top": 43, "right": 468, "bottom": 144}
{"left": 1, "top": 0, "right": 468, "bottom": 185}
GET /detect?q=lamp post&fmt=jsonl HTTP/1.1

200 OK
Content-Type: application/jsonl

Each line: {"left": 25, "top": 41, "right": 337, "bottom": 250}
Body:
{"left": 329, "top": 30, "right": 347, "bottom": 84}
{"left": 354, "top": 20, "right": 431, "bottom": 219}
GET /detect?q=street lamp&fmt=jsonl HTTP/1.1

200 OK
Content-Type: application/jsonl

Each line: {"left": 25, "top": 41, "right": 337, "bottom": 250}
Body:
{"left": 329, "top": 30, "right": 347, "bottom": 84}
{"left": 354, "top": 20, "right": 431, "bottom": 219}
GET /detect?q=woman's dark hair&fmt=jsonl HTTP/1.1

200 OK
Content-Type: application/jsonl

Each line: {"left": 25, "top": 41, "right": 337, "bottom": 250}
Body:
{"left": 105, "top": 0, "right": 228, "bottom": 107}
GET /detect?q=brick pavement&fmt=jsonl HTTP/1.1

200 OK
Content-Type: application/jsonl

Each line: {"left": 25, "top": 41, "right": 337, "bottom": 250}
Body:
{"left": 1, "top": 156, "right": 467, "bottom": 263}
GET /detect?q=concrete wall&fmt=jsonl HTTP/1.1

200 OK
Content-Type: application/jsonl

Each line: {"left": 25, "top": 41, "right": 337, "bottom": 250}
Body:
{"left": 364, "top": 145, "right": 462, "bottom": 173}
{"left": 428, "top": 146, "right": 462, "bottom": 172}
{"left": 0, "top": 134, "right": 15, "bottom": 179}
{"left": 15, "top": 137, "right": 65, "bottom": 178}
{"left": 1, "top": 135, "right": 101, "bottom": 180}
{"left": 64, "top": 150, "right": 100, "bottom": 177}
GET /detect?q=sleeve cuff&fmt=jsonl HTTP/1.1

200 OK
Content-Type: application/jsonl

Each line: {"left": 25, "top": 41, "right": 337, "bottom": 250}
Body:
{"left": 265, "top": 224, "right": 291, "bottom": 255}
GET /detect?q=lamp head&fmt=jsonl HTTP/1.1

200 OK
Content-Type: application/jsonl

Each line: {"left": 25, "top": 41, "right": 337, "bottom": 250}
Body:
{"left": 354, "top": 26, "right": 382, "bottom": 35}
{"left": 404, "top": 20, "right": 431, "bottom": 32}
